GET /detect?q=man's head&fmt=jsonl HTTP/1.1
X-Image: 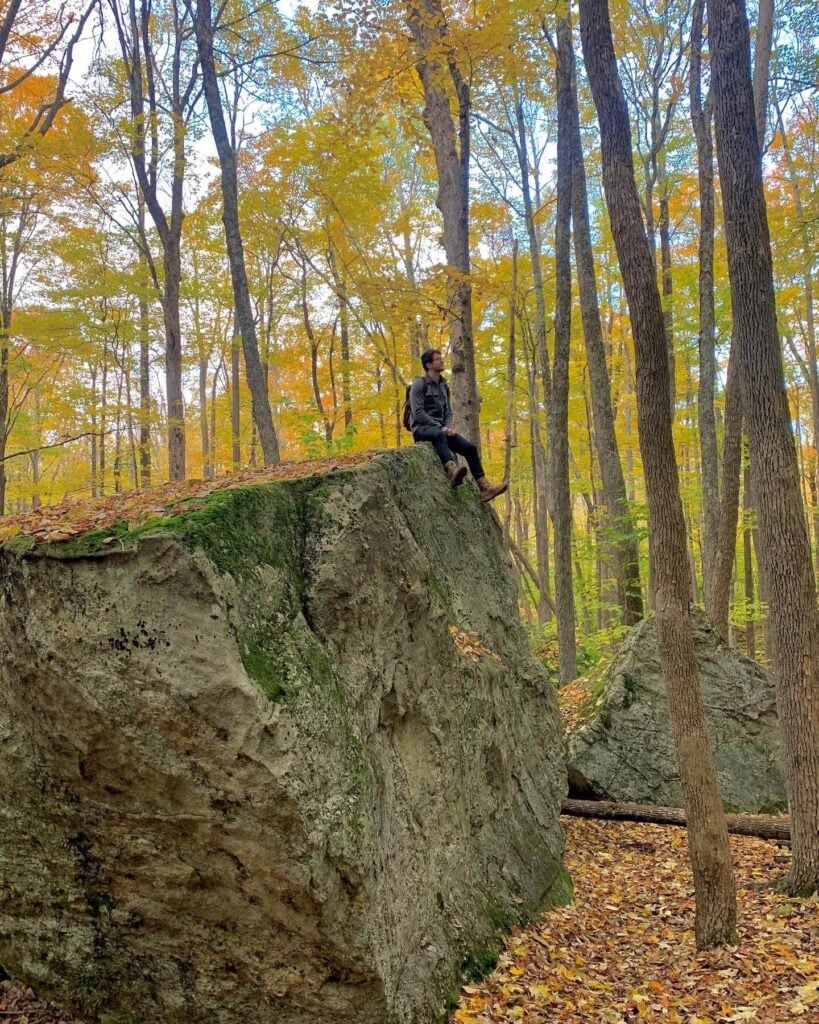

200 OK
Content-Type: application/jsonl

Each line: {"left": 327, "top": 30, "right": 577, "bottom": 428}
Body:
{"left": 421, "top": 348, "right": 444, "bottom": 374}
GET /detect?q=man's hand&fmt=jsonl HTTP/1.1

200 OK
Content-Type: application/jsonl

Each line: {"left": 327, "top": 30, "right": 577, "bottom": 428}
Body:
{"left": 443, "top": 426, "right": 456, "bottom": 437}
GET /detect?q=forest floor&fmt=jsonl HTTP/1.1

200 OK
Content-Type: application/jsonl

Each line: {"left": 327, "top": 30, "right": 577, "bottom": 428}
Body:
{"left": 2, "top": 818, "right": 815, "bottom": 1024}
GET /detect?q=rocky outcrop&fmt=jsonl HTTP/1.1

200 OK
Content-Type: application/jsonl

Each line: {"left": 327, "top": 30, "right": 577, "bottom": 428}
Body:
{"left": 0, "top": 447, "right": 570, "bottom": 1024}
{"left": 565, "top": 611, "right": 786, "bottom": 813}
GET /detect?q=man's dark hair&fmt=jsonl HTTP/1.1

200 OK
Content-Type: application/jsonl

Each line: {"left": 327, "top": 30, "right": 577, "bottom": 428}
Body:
{"left": 421, "top": 348, "right": 441, "bottom": 370}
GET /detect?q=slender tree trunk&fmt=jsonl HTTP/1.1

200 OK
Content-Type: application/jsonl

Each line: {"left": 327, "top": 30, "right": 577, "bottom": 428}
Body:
{"left": 658, "top": 157, "right": 675, "bottom": 415}
{"left": 580, "top": 0, "right": 738, "bottom": 947}
{"left": 137, "top": 201, "right": 151, "bottom": 488}
{"left": 691, "top": 0, "right": 720, "bottom": 613}
{"left": 231, "top": 316, "right": 241, "bottom": 470}
{"left": 743, "top": 461, "right": 756, "bottom": 657}
{"left": 194, "top": 0, "right": 280, "bottom": 465}
{"left": 709, "top": 0, "right": 819, "bottom": 895}
{"left": 550, "top": 18, "right": 578, "bottom": 685}
{"left": 752, "top": 0, "right": 774, "bottom": 151}
{"left": 503, "top": 242, "right": 518, "bottom": 546}
{"left": 525, "top": 322, "right": 553, "bottom": 623}
{"left": 329, "top": 249, "right": 353, "bottom": 433}
{"left": 711, "top": 344, "right": 743, "bottom": 637}
{"left": 565, "top": 21, "right": 643, "bottom": 625}
{"left": 514, "top": 88, "right": 551, "bottom": 416}
{"left": 407, "top": 0, "right": 479, "bottom": 445}
{"left": 162, "top": 238, "right": 185, "bottom": 480}
{"left": 0, "top": 306, "right": 9, "bottom": 514}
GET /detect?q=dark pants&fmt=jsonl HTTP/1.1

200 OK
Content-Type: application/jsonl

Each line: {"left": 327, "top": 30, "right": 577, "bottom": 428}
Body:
{"left": 413, "top": 425, "right": 484, "bottom": 480}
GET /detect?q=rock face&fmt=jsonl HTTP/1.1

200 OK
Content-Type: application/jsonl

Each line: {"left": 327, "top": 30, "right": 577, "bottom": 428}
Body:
{"left": 565, "top": 611, "right": 786, "bottom": 813}
{"left": 0, "top": 447, "right": 570, "bottom": 1024}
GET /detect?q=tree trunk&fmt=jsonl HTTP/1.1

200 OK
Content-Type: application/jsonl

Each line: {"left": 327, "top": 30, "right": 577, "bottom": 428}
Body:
{"left": 231, "top": 316, "right": 241, "bottom": 470}
{"left": 709, "top": 0, "right": 819, "bottom": 895}
{"left": 550, "top": 19, "right": 578, "bottom": 685}
{"left": 503, "top": 242, "right": 518, "bottom": 546}
{"left": 561, "top": 799, "right": 790, "bottom": 843}
{"left": 743, "top": 460, "right": 756, "bottom": 657}
{"left": 752, "top": 0, "right": 774, "bottom": 152}
{"left": 775, "top": 102, "right": 819, "bottom": 582}
{"left": 711, "top": 345, "right": 743, "bottom": 638}
{"left": 0, "top": 306, "right": 9, "bottom": 515}
{"left": 328, "top": 248, "right": 353, "bottom": 434}
{"left": 137, "top": 200, "right": 151, "bottom": 488}
{"left": 406, "top": 0, "right": 479, "bottom": 445}
{"left": 658, "top": 157, "right": 675, "bottom": 415}
{"left": 514, "top": 88, "right": 551, "bottom": 419}
{"left": 525, "top": 321, "right": 553, "bottom": 623}
{"left": 691, "top": 0, "right": 720, "bottom": 614}
{"left": 194, "top": 0, "right": 280, "bottom": 465}
{"left": 580, "top": 0, "right": 738, "bottom": 947}
{"left": 566, "top": 21, "right": 643, "bottom": 626}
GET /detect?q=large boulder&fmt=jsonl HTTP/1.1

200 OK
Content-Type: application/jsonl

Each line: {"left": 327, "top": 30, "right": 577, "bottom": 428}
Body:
{"left": 0, "top": 447, "right": 570, "bottom": 1024}
{"left": 565, "top": 610, "right": 786, "bottom": 813}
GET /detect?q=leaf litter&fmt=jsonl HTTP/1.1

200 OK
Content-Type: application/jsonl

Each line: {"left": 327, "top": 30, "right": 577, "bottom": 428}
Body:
{"left": 0, "top": 453, "right": 376, "bottom": 546}
{"left": 453, "top": 817, "right": 817, "bottom": 1024}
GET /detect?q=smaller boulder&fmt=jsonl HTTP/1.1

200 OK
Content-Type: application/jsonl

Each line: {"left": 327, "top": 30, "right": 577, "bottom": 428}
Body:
{"left": 565, "top": 610, "right": 786, "bottom": 813}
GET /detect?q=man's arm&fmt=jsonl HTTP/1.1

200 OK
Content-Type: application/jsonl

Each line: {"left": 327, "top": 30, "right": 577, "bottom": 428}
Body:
{"left": 410, "top": 379, "right": 437, "bottom": 427}
{"left": 442, "top": 382, "right": 454, "bottom": 428}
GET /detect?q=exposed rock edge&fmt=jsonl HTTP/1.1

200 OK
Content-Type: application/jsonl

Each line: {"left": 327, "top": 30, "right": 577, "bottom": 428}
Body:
{"left": 0, "top": 446, "right": 570, "bottom": 1024}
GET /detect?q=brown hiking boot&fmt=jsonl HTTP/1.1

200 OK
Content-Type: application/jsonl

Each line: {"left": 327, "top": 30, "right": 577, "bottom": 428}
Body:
{"left": 476, "top": 476, "right": 509, "bottom": 502}
{"left": 444, "top": 460, "right": 468, "bottom": 488}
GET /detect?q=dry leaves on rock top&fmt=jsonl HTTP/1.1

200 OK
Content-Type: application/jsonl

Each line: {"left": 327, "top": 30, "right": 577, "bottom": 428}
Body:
{"left": 454, "top": 817, "right": 818, "bottom": 1024}
{"left": 0, "top": 453, "right": 376, "bottom": 546}
{"left": 449, "top": 624, "right": 502, "bottom": 663}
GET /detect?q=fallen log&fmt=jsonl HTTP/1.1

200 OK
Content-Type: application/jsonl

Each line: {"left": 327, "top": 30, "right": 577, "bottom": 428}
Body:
{"left": 561, "top": 798, "right": 791, "bottom": 843}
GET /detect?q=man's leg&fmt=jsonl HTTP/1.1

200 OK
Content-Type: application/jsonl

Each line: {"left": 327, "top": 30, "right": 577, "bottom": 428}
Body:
{"left": 412, "top": 425, "right": 454, "bottom": 466}
{"left": 447, "top": 433, "right": 509, "bottom": 502}
{"left": 447, "top": 434, "right": 485, "bottom": 479}
{"left": 413, "top": 426, "right": 468, "bottom": 487}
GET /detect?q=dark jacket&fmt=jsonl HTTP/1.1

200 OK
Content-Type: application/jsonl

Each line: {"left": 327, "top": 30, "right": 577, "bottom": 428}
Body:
{"left": 409, "top": 374, "right": 453, "bottom": 430}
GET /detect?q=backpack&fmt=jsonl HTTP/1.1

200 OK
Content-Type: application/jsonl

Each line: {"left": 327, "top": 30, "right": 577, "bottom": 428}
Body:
{"left": 402, "top": 377, "right": 450, "bottom": 432}
{"left": 401, "top": 383, "right": 414, "bottom": 432}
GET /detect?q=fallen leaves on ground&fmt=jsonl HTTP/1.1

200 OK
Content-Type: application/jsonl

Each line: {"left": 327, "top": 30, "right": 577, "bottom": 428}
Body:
{"left": 557, "top": 676, "right": 595, "bottom": 731}
{"left": 454, "top": 817, "right": 818, "bottom": 1024}
{"left": 0, "top": 453, "right": 376, "bottom": 546}
{"left": 0, "top": 981, "right": 81, "bottom": 1023}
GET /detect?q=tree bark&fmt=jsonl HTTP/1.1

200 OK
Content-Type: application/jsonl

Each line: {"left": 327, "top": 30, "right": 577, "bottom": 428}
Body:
{"left": 503, "top": 241, "right": 518, "bottom": 546}
{"left": 137, "top": 198, "right": 152, "bottom": 487}
{"left": 550, "top": 19, "right": 578, "bottom": 685}
{"left": 231, "top": 315, "right": 241, "bottom": 470}
{"left": 407, "top": 0, "right": 479, "bottom": 446}
{"left": 194, "top": 0, "right": 280, "bottom": 465}
{"left": 711, "top": 344, "right": 743, "bottom": 638}
{"left": 525, "top": 318, "right": 553, "bottom": 623}
{"left": 752, "top": 0, "right": 774, "bottom": 152}
{"left": 565, "top": 20, "right": 643, "bottom": 626}
{"left": 709, "top": 0, "right": 819, "bottom": 895}
{"left": 580, "top": 0, "right": 738, "bottom": 947}
{"left": 328, "top": 245, "right": 353, "bottom": 434}
{"left": 690, "top": 0, "right": 720, "bottom": 614}
{"left": 562, "top": 799, "right": 790, "bottom": 843}
{"left": 513, "top": 88, "right": 551, "bottom": 418}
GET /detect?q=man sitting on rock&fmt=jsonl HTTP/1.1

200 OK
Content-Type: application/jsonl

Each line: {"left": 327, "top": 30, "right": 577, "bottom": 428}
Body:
{"left": 409, "top": 348, "right": 508, "bottom": 502}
